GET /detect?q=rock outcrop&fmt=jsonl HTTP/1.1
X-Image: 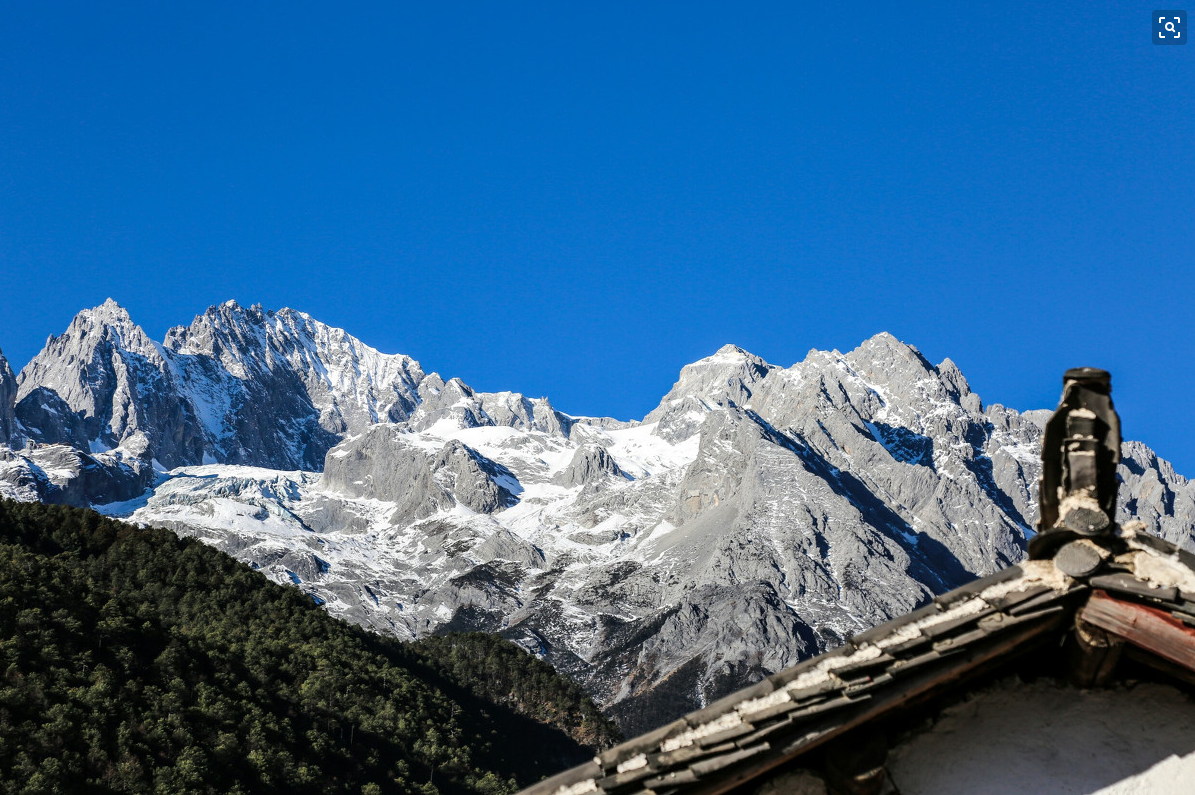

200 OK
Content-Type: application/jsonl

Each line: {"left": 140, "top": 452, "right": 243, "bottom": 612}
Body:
{"left": 0, "top": 443, "right": 151, "bottom": 506}
{"left": 15, "top": 387, "right": 89, "bottom": 449}
{"left": 317, "top": 426, "right": 519, "bottom": 524}
{"left": 554, "top": 444, "right": 627, "bottom": 487}
{"left": 0, "top": 349, "right": 17, "bottom": 444}
{"left": 163, "top": 301, "right": 426, "bottom": 469}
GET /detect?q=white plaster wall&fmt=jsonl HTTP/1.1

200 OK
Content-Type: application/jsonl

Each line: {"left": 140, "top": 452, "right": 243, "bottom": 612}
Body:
{"left": 886, "top": 678, "right": 1195, "bottom": 795}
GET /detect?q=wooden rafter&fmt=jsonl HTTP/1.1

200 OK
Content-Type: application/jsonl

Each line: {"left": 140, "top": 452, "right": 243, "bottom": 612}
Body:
{"left": 1079, "top": 590, "right": 1195, "bottom": 673}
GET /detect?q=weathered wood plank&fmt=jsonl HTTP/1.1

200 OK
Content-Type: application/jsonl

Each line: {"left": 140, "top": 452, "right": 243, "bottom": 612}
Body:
{"left": 1066, "top": 615, "right": 1123, "bottom": 687}
{"left": 1122, "top": 645, "right": 1195, "bottom": 689}
{"left": 1080, "top": 590, "right": 1195, "bottom": 672}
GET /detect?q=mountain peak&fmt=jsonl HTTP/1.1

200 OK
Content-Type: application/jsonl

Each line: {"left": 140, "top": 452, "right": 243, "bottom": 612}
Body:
{"left": 935, "top": 356, "right": 974, "bottom": 401}
{"left": 714, "top": 343, "right": 751, "bottom": 357}
{"left": 209, "top": 299, "right": 265, "bottom": 323}
{"left": 851, "top": 331, "right": 921, "bottom": 357}
{"left": 687, "top": 344, "right": 771, "bottom": 372}
{"left": 52, "top": 301, "right": 156, "bottom": 356}
{"left": 83, "top": 298, "right": 133, "bottom": 324}
{"left": 14, "top": 300, "right": 200, "bottom": 466}
{"left": 644, "top": 345, "right": 776, "bottom": 425}
{"left": 846, "top": 332, "right": 934, "bottom": 378}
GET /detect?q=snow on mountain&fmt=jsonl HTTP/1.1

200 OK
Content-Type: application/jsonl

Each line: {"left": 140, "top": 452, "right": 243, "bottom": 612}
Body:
{"left": 16, "top": 299, "right": 205, "bottom": 466}
{"left": 11, "top": 299, "right": 428, "bottom": 471}
{"left": 6, "top": 303, "right": 1195, "bottom": 732}
{"left": 0, "top": 443, "right": 150, "bottom": 506}
{"left": 162, "top": 301, "right": 426, "bottom": 469}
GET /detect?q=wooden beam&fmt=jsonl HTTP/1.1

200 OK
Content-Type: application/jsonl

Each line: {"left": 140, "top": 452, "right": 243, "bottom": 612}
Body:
{"left": 1065, "top": 615, "right": 1123, "bottom": 688}
{"left": 1079, "top": 590, "right": 1195, "bottom": 673}
{"left": 1122, "top": 646, "right": 1195, "bottom": 690}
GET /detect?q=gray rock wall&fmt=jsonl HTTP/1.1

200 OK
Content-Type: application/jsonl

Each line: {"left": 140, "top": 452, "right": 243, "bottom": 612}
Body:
{"left": 16, "top": 299, "right": 205, "bottom": 467}
{"left": 0, "top": 348, "right": 17, "bottom": 444}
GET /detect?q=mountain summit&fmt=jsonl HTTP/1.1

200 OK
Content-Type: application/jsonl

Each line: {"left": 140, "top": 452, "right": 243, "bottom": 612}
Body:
{"left": 16, "top": 299, "right": 203, "bottom": 465}
{"left": 12, "top": 300, "right": 428, "bottom": 471}
{"left": 162, "top": 300, "right": 426, "bottom": 469}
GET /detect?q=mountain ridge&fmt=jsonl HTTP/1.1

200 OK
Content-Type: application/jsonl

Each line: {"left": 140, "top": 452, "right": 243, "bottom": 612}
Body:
{"left": 3, "top": 300, "right": 1194, "bottom": 732}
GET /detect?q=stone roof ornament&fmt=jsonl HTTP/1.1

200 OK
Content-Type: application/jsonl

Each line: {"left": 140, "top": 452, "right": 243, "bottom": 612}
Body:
{"left": 1031, "top": 367, "right": 1122, "bottom": 559}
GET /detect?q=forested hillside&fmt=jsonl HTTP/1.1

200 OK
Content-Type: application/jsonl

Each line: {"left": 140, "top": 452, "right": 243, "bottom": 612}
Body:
{"left": 0, "top": 499, "right": 618, "bottom": 795}
{"left": 412, "top": 633, "right": 616, "bottom": 750}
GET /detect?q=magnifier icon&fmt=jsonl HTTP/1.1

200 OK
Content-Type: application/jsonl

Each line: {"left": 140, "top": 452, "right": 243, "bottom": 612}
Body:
{"left": 1166, "top": 20, "right": 1177, "bottom": 32}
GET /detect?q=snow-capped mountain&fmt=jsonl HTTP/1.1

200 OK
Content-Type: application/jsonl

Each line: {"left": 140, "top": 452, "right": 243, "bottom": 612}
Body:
{"left": 3, "top": 301, "right": 1194, "bottom": 733}
{"left": 12, "top": 299, "right": 427, "bottom": 471}
{"left": 16, "top": 299, "right": 205, "bottom": 466}
{"left": 163, "top": 301, "right": 427, "bottom": 469}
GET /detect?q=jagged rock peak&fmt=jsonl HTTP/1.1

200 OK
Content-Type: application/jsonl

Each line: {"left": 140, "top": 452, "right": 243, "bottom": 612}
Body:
{"left": 14, "top": 301, "right": 203, "bottom": 467}
{"left": 710, "top": 343, "right": 758, "bottom": 358}
{"left": 682, "top": 344, "right": 774, "bottom": 384}
{"left": 698, "top": 343, "right": 773, "bottom": 369}
{"left": 834, "top": 332, "right": 983, "bottom": 412}
{"left": 166, "top": 301, "right": 421, "bottom": 371}
{"left": 42, "top": 299, "right": 154, "bottom": 361}
{"left": 163, "top": 300, "right": 270, "bottom": 357}
{"left": 162, "top": 301, "right": 429, "bottom": 469}
{"left": 82, "top": 297, "right": 133, "bottom": 322}
{"left": 169, "top": 300, "right": 427, "bottom": 386}
{"left": 845, "top": 331, "right": 934, "bottom": 376}
{"left": 646, "top": 344, "right": 777, "bottom": 425}
{"left": 935, "top": 357, "right": 978, "bottom": 408}
{"left": 19, "top": 297, "right": 154, "bottom": 363}
{"left": 28, "top": 299, "right": 156, "bottom": 365}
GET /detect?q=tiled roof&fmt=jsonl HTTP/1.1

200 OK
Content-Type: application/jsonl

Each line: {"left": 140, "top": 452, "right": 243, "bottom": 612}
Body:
{"left": 519, "top": 524, "right": 1195, "bottom": 795}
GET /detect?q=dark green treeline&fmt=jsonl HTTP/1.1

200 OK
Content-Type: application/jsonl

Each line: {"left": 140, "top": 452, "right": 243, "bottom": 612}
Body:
{"left": 0, "top": 499, "right": 619, "bottom": 794}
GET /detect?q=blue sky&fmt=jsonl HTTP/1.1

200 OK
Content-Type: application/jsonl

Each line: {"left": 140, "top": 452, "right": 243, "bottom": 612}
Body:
{"left": 2, "top": 3, "right": 1193, "bottom": 470}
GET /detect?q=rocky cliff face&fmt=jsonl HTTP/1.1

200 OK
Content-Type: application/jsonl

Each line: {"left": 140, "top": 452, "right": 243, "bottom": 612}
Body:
{"left": 163, "top": 301, "right": 426, "bottom": 470}
{"left": 16, "top": 300, "right": 205, "bottom": 467}
{"left": 315, "top": 426, "right": 519, "bottom": 524}
{"left": 15, "top": 387, "right": 90, "bottom": 449}
{"left": 0, "top": 443, "right": 152, "bottom": 506}
{"left": 10, "top": 300, "right": 431, "bottom": 476}
{"left": 0, "top": 349, "right": 17, "bottom": 444}
{"left": 1, "top": 332, "right": 154, "bottom": 506}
